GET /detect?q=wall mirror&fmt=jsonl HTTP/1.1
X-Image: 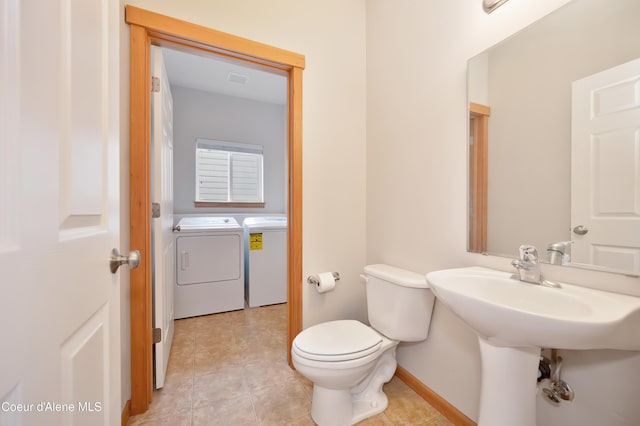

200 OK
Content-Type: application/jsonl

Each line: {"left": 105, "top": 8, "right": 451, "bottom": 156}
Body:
{"left": 467, "top": 0, "right": 640, "bottom": 276}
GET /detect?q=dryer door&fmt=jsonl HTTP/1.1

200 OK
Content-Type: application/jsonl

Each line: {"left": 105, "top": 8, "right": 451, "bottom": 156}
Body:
{"left": 176, "top": 234, "right": 242, "bottom": 285}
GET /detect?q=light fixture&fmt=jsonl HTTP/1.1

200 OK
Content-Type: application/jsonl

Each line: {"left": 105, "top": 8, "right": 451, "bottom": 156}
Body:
{"left": 483, "top": 0, "right": 510, "bottom": 13}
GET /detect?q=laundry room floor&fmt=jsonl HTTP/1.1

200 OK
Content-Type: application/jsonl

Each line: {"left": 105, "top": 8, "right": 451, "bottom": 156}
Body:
{"left": 127, "top": 303, "right": 454, "bottom": 426}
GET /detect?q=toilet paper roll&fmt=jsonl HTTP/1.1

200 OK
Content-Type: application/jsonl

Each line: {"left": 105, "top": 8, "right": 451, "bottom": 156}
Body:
{"left": 316, "top": 272, "right": 336, "bottom": 294}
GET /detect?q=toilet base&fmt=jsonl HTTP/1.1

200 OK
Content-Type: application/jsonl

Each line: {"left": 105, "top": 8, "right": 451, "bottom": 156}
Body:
{"left": 310, "top": 346, "right": 398, "bottom": 426}
{"left": 311, "top": 387, "right": 352, "bottom": 426}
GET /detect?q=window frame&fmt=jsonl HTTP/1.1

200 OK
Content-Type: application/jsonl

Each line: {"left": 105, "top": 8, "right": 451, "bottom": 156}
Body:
{"left": 194, "top": 138, "right": 265, "bottom": 208}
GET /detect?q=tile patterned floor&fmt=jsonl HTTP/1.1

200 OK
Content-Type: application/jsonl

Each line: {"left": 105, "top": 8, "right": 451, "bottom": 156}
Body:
{"left": 128, "top": 304, "right": 454, "bottom": 426}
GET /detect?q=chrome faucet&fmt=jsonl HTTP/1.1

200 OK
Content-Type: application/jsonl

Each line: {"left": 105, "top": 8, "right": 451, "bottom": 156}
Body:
{"left": 511, "top": 244, "right": 543, "bottom": 284}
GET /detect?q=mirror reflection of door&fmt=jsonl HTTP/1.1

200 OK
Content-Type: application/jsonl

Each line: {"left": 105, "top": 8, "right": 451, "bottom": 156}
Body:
{"left": 571, "top": 58, "right": 640, "bottom": 275}
{"left": 469, "top": 103, "right": 490, "bottom": 253}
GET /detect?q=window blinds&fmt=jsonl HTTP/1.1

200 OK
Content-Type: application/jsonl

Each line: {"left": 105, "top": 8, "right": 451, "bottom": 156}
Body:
{"left": 195, "top": 138, "right": 263, "bottom": 202}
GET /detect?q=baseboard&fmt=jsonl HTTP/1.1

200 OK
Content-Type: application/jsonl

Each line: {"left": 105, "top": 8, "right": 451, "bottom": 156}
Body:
{"left": 121, "top": 400, "right": 131, "bottom": 426}
{"left": 395, "top": 366, "right": 476, "bottom": 426}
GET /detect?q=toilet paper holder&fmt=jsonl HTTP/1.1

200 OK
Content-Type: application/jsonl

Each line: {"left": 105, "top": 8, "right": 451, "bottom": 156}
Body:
{"left": 307, "top": 272, "right": 340, "bottom": 286}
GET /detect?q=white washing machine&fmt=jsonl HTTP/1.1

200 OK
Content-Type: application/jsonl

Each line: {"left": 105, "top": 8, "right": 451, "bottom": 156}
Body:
{"left": 174, "top": 216, "right": 244, "bottom": 319}
{"left": 243, "top": 216, "right": 287, "bottom": 307}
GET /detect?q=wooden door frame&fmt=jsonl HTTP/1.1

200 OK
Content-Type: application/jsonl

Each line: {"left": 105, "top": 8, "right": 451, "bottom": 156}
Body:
{"left": 126, "top": 6, "right": 304, "bottom": 414}
{"left": 469, "top": 102, "right": 490, "bottom": 253}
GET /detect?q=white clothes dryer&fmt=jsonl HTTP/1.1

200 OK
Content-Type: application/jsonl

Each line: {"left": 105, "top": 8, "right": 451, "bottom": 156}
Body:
{"left": 174, "top": 216, "right": 244, "bottom": 318}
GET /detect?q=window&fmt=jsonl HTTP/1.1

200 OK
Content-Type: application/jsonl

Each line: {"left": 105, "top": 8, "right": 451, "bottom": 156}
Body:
{"left": 195, "top": 138, "right": 264, "bottom": 205}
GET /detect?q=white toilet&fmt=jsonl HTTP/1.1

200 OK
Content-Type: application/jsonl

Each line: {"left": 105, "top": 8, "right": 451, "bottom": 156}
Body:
{"left": 292, "top": 264, "right": 436, "bottom": 426}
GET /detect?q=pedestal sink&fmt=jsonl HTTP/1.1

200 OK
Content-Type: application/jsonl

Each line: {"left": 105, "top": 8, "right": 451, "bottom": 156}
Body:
{"left": 426, "top": 266, "right": 640, "bottom": 426}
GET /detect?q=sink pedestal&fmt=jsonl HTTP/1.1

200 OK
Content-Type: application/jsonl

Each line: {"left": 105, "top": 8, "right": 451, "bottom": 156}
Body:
{"left": 427, "top": 267, "right": 640, "bottom": 426}
{"left": 477, "top": 338, "right": 540, "bottom": 426}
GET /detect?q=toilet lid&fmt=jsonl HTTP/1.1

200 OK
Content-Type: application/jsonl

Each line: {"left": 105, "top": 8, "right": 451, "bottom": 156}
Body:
{"left": 293, "top": 320, "right": 382, "bottom": 362}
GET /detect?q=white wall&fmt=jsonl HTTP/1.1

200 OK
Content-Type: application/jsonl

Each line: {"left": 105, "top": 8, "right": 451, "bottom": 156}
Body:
{"left": 171, "top": 86, "right": 287, "bottom": 215}
{"left": 367, "top": 0, "right": 640, "bottom": 424}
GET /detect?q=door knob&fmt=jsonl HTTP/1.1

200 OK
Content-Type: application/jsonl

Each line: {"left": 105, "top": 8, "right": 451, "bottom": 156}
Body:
{"left": 109, "top": 248, "right": 141, "bottom": 273}
{"left": 572, "top": 225, "right": 588, "bottom": 235}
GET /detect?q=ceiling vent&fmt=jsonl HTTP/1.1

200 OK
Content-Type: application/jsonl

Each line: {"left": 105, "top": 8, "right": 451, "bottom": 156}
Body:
{"left": 227, "top": 72, "right": 249, "bottom": 85}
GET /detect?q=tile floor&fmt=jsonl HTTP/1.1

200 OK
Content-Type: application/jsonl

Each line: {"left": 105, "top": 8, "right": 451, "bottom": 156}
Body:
{"left": 128, "top": 304, "right": 454, "bottom": 426}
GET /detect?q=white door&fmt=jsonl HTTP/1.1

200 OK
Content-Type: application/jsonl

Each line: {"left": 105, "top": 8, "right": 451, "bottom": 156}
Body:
{"left": 0, "top": 0, "right": 121, "bottom": 425}
{"left": 571, "top": 58, "right": 640, "bottom": 275}
{"left": 152, "top": 47, "right": 175, "bottom": 389}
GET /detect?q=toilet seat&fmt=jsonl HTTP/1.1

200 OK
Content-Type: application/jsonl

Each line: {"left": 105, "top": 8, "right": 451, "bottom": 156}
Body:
{"left": 293, "top": 320, "right": 382, "bottom": 362}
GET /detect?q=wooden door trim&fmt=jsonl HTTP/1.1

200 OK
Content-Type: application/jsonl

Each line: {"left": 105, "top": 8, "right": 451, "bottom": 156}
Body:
{"left": 126, "top": 6, "right": 304, "bottom": 414}
{"left": 469, "top": 102, "right": 490, "bottom": 254}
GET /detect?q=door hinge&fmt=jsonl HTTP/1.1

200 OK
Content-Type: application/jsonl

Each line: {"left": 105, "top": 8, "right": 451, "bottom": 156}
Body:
{"left": 152, "top": 327, "right": 162, "bottom": 344}
{"left": 151, "top": 76, "right": 160, "bottom": 93}
{"left": 152, "top": 202, "right": 161, "bottom": 218}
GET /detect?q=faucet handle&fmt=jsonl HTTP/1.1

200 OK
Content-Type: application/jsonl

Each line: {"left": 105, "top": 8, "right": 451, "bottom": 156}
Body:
{"left": 511, "top": 259, "right": 528, "bottom": 270}
{"left": 519, "top": 244, "right": 539, "bottom": 262}
{"left": 547, "top": 241, "right": 574, "bottom": 253}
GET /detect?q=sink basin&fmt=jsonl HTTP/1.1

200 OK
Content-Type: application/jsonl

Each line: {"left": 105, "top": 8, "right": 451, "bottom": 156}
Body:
{"left": 426, "top": 266, "right": 640, "bottom": 350}
{"left": 426, "top": 266, "right": 640, "bottom": 426}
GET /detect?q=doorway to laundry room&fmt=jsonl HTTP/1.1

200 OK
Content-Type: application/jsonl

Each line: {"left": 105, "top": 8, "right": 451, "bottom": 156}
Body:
{"left": 127, "top": 6, "right": 305, "bottom": 415}
{"left": 151, "top": 45, "right": 291, "bottom": 389}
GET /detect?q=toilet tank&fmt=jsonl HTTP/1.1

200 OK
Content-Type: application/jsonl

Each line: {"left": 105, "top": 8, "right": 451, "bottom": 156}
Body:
{"left": 364, "top": 264, "right": 435, "bottom": 342}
